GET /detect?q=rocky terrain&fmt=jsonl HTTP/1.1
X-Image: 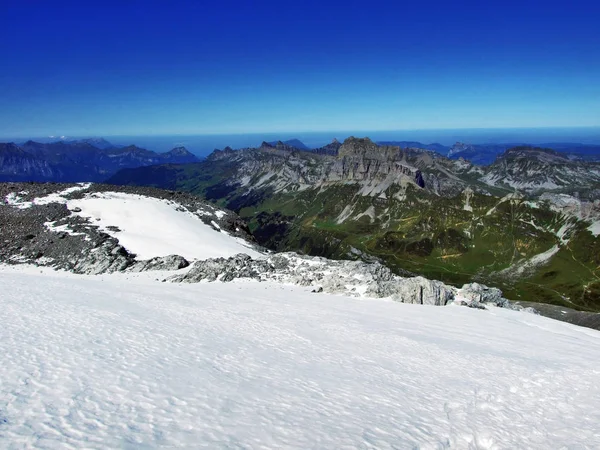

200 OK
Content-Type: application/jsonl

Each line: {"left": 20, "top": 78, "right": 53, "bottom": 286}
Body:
{"left": 168, "top": 251, "right": 527, "bottom": 310}
{"left": 0, "top": 139, "right": 199, "bottom": 182}
{"left": 0, "top": 181, "right": 526, "bottom": 311}
{"left": 0, "top": 182, "right": 254, "bottom": 274}
{"left": 107, "top": 137, "right": 600, "bottom": 313}
{"left": 4, "top": 181, "right": 600, "bottom": 329}
{"left": 483, "top": 146, "right": 600, "bottom": 192}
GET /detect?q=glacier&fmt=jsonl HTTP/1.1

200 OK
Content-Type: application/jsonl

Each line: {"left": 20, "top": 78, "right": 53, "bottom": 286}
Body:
{"left": 1, "top": 264, "right": 599, "bottom": 448}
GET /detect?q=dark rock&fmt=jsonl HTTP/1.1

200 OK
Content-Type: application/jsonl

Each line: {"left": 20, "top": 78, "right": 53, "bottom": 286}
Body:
{"left": 128, "top": 255, "right": 189, "bottom": 272}
{"left": 415, "top": 170, "right": 425, "bottom": 188}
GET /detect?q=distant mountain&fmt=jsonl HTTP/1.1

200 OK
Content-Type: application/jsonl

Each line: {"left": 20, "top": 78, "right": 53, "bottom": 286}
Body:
{"left": 259, "top": 140, "right": 305, "bottom": 152}
{"left": 66, "top": 137, "right": 116, "bottom": 150}
{"left": 481, "top": 146, "right": 600, "bottom": 191}
{"left": 0, "top": 143, "right": 60, "bottom": 182}
{"left": 446, "top": 142, "right": 523, "bottom": 165}
{"left": 0, "top": 140, "right": 200, "bottom": 182}
{"left": 107, "top": 137, "right": 600, "bottom": 314}
{"left": 377, "top": 141, "right": 449, "bottom": 154}
{"left": 161, "top": 146, "right": 199, "bottom": 163}
{"left": 267, "top": 139, "right": 310, "bottom": 150}
{"left": 312, "top": 138, "right": 342, "bottom": 155}
{"left": 443, "top": 141, "right": 600, "bottom": 165}
{"left": 541, "top": 143, "right": 600, "bottom": 161}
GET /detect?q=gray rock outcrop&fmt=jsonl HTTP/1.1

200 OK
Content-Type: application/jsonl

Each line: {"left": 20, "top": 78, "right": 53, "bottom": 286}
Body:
{"left": 458, "top": 282, "right": 509, "bottom": 308}
{"left": 170, "top": 252, "right": 459, "bottom": 306}
{"left": 128, "top": 255, "right": 189, "bottom": 272}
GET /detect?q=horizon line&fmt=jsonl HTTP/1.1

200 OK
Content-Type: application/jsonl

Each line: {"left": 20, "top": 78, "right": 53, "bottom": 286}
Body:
{"left": 3, "top": 125, "right": 600, "bottom": 140}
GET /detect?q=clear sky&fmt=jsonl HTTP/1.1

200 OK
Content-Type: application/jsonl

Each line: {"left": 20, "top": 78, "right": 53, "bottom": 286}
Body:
{"left": 1, "top": 0, "right": 599, "bottom": 138}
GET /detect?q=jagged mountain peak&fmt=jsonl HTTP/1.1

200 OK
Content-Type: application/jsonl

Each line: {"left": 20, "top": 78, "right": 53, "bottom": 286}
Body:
{"left": 267, "top": 138, "right": 309, "bottom": 150}
{"left": 312, "top": 138, "right": 343, "bottom": 156}
{"left": 160, "top": 146, "right": 198, "bottom": 163}
{"left": 338, "top": 136, "right": 380, "bottom": 157}
{"left": 498, "top": 146, "right": 569, "bottom": 162}
{"left": 67, "top": 137, "right": 115, "bottom": 149}
{"left": 165, "top": 146, "right": 191, "bottom": 155}
{"left": 448, "top": 142, "right": 474, "bottom": 156}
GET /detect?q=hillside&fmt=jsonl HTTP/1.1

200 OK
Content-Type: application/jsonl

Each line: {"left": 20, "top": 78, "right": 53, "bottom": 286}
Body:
{"left": 0, "top": 140, "right": 199, "bottom": 182}
{"left": 108, "top": 138, "right": 600, "bottom": 312}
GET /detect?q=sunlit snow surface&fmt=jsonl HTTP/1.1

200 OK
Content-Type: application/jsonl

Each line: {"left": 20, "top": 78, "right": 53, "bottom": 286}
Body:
{"left": 1, "top": 265, "right": 600, "bottom": 449}
{"left": 66, "top": 191, "right": 262, "bottom": 260}
{"left": 5, "top": 186, "right": 262, "bottom": 261}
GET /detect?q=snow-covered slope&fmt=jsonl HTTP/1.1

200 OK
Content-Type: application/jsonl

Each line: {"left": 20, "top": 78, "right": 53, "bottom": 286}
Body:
{"left": 66, "top": 191, "right": 262, "bottom": 260}
{"left": 1, "top": 183, "right": 262, "bottom": 272}
{"left": 1, "top": 265, "right": 599, "bottom": 448}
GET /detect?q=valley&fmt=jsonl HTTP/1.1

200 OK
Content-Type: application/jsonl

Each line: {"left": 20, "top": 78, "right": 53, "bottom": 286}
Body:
{"left": 108, "top": 138, "right": 600, "bottom": 312}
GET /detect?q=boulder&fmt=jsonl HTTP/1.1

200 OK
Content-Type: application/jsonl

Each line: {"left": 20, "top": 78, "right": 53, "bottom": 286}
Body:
{"left": 458, "top": 283, "right": 509, "bottom": 308}
{"left": 128, "top": 255, "right": 189, "bottom": 272}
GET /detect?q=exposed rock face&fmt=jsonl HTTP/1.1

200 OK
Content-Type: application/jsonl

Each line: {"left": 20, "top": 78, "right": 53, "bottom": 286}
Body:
{"left": 483, "top": 146, "right": 600, "bottom": 192}
{"left": 458, "top": 283, "right": 509, "bottom": 308}
{"left": 312, "top": 138, "right": 341, "bottom": 155}
{"left": 191, "top": 136, "right": 473, "bottom": 198}
{"left": 169, "top": 252, "right": 515, "bottom": 309}
{"left": 367, "top": 276, "right": 455, "bottom": 306}
{"left": 415, "top": 170, "right": 425, "bottom": 188}
{"left": 128, "top": 255, "right": 189, "bottom": 272}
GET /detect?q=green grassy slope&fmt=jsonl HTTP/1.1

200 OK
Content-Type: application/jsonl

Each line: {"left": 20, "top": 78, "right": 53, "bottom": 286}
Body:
{"left": 107, "top": 159, "right": 600, "bottom": 311}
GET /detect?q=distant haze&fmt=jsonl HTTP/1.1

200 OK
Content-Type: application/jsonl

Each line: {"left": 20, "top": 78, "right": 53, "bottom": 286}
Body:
{"left": 6, "top": 127, "right": 600, "bottom": 157}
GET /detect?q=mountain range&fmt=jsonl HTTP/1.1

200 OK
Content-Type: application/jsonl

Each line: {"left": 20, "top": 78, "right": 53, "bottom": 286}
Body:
{"left": 379, "top": 141, "right": 600, "bottom": 164}
{"left": 3, "top": 134, "right": 600, "bottom": 312}
{"left": 0, "top": 139, "right": 199, "bottom": 182}
{"left": 107, "top": 137, "right": 600, "bottom": 313}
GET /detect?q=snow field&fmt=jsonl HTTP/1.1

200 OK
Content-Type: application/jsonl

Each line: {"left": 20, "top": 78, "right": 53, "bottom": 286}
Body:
{"left": 63, "top": 191, "right": 263, "bottom": 260}
{"left": 5, "top": 186, "right": 262, "bottom": 261}
{"left": 1, "top": 265, "right": 599, "bottom": 449}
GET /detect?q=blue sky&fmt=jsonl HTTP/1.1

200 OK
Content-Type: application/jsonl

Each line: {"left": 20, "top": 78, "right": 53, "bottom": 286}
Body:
{"left": 1, "top": 0, "right": 599, "bottom": 138}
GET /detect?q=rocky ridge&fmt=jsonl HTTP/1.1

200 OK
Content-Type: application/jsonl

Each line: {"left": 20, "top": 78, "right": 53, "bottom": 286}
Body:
{"left": 168, "top": 252, "right": 532, "bottom": 311}
{"left": 198, "top": 136, "right": 478, "bottom": 198}
{"left": 483, "top": 146, "right": 600, "bottom": 192}
{"left": 105, "top": 137, "right": 600, "bottom": 315}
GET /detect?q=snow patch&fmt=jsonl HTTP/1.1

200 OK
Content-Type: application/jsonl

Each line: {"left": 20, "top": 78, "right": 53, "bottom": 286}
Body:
{"left": 498, "top": 245, "right": 560, "bottom": 278}
{"left": 353, "top": 205, "right": 376, "bottom": 222}
{"left": 4, "top": 183, "right": 91, "bottom": 209}
{"left": 335, "top": 204, "right": 355, "bottom": 224}
{"left": 66, "top": 192, "right": 262, "bottom": 260}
